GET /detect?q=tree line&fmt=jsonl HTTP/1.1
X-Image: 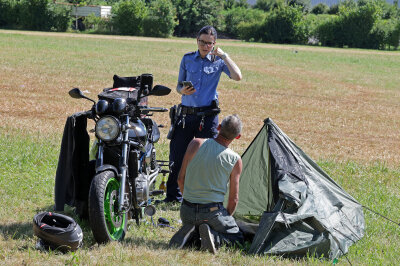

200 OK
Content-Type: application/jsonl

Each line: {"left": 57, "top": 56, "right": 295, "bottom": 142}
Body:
{"left": 0, "top": 0, "right": 399, "bottom": 50}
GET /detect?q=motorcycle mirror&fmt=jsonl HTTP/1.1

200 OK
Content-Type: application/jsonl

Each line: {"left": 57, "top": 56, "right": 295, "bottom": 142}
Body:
{"left": 149, "top": 85, "right": 171, "bottom": 96}
{"left": 68, "top": 88, "right": 96, "bottom": 104}
{"left": 69, "top": 88, "right": 84, "bottom": 99}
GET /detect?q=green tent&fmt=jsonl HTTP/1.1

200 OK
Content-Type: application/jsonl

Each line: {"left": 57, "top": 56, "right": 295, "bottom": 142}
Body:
{"left": 229, "top": 118, "right": 365, "bottom": 259}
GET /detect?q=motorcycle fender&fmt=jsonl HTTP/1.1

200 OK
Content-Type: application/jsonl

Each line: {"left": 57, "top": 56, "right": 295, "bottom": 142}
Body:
{"left": 95, "top": 164, "right": 119, "bottom": 177}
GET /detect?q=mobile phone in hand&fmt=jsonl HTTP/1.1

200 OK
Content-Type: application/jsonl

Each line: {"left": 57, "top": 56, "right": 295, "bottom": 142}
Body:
{"left": 182, "top": 81, "right": 193, "bottom": 88}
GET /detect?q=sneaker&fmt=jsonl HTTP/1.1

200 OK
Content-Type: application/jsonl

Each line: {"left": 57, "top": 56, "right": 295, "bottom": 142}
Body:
{"left": 169, "top": 224, "right": 196, "bottom": 249}
{"left": 199, "top": 224, "right": 217, "bottom": 254}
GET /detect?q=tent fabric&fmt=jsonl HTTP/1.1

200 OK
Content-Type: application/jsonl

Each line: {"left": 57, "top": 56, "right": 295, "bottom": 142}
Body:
{"left": 231, "top": 118, "right": 365, "bottom": 259}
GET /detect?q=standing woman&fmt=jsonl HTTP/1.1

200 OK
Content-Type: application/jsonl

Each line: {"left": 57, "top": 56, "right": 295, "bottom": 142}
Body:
{"left": 164, "top": 25, "right": 242, "bottom": 203}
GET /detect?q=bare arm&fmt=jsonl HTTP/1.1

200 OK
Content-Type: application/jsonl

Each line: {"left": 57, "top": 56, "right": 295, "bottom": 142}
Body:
{"left": 226, "top": 158, "right": 242, "bottom": 215}
{"left": 177, "top": 138, "right": 205, "bottom": 194}
{"left": 212, "top": 47, "right": 242, "bottom": 81}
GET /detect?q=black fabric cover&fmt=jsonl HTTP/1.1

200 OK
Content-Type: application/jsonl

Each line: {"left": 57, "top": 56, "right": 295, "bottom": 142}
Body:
{"left": 54, "top": 112, "right": 92, "bottom": 211}
{"left": 98, "top": 88, "right": 139, "bottom": 102}
{"left": 112, "top": 74, "right": 140, "bottom": 88}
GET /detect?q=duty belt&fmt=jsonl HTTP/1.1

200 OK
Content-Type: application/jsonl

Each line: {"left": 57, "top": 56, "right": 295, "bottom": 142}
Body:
{"left": 180, "top": 105, "right": 215, "bottom": 115}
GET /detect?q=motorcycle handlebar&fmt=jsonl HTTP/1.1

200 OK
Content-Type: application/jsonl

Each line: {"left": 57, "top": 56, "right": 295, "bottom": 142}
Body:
{"left": 139, "top": 106, "right": 168, "bottom": 113}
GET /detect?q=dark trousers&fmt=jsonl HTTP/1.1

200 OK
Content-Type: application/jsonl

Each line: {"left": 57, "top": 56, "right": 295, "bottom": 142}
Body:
{"left": 180, "top": 201, "right": 244, "bottom": 247}
{"left": 166, "top": 114, "right": 218, "bottom": 202}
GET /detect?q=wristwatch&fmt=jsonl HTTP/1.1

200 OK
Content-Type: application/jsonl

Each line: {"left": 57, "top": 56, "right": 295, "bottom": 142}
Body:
{"left": 221, "top": 53, "right": 229, "bottom": 60}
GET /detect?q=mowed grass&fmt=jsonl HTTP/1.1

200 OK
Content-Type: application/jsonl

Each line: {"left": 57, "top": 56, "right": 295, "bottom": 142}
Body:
{"left": 0, "top": 30, "right": 399, "bottom": 264}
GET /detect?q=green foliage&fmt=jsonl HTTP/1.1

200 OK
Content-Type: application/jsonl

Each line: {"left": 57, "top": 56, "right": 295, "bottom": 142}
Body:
{"left": 233, "top": 0, "right": 249, "bottom": 8}
{"left": 254, "top": 0, "right": 284, "bottom": 12}
{"left": 0, "top": 0, "right": 18, "bottom": 27}
{"left": 83, "top": 13, "right": 112, "bottom": 33}
{"left": 112, "top": 0, "right": 148, "bottom": 35}
{"left": 304, "top": 13, "right": 332, "bottom": 43}
{"left": 286, "top": 0, "right": 311, "bottom": 13}
{"left": 370, "top": 18, "right": 400, "bottom": 49}
{"left": 237, "top": 20, "right": 264, "bottom": 42}
{"left": 315, "top": 15, "right": 339, "bottom": 46}
{"left": 172, "top": 0, "right": 224, "bottom": 36}
{"left": 48, "top": 4, "right": 71, "bottom": 32}
{"left": 376, "top": 0, "right": 400, "bottom": 19}
{"left": 337, "top": 2, "right": 381, "bottom": 48}
{"left": 222, "top": 7, "right": 266, "bottom": 38}
{"left": 328, "top": 4, "right": 339, "bottom": 15}
{"left": 311, "top": 3, "right": 329, "bottom": 15}
{"left": 315, "top": 1, "right": 391, "bottom": 49}
{"left": 261, "top": 5, "right": 308, "bottom": 44}
{"left": 170, "top": 0, "right": 191, "bottom": 35}
{"left": 18, "top": 0, "right": 52, "bottom": 30}
{"left": 0, "top": 0, "right": 70, "bottom": 31}
{"left": 143, "top": 0, "right": 177, "bottom": 37}
{"left": 224, "top": 0, "right": 249, "bottom": 9}
{"left": 14, "top": 0, "right": 70, "bottom": 31}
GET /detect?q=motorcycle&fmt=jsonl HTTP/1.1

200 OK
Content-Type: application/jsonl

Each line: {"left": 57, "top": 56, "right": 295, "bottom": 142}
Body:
{"left": 68, "top": 74, "right": 171, "bottom": 243}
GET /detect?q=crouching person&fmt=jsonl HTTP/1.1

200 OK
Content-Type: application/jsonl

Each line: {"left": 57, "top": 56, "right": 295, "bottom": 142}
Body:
{"left": 169, "top": 115, "right": 244, "bottom": 253}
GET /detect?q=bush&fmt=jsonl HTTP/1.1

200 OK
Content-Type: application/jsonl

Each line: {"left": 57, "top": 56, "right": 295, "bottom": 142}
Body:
{"left": 260, "top": 5, "right": 308, "bottom": 44}
{"left": 328, "top": 4, "right": 339, "bottom": 15}
{"left": 286, "top": 0, "right": 311, "bottom": 13}
{"left": 370, "top": 18, "right": 400, "bottom": 49}
{"left": 311, "top": 3, "right": 329, "bottom": 15}
{"left": 237, "top": 20, "right": 264, "bottom": 42}
{"left": 18, "top": 0, "right": 53, "bottom": 30}
{"left": 222, "top": 6, "right": 266, "bottom": 38}
{"left": 337, "top": 2, "right": 381, "bottom": 48}
{"left": 112, "top": 0, "right": 148, "bottom": 36}
{"left": 0, "top": 0, "right": 18, "bottom": 27}
{"left": 143, "top": 0, "right": 177, "bottom": 37}
{"left": 48, "top": 4, "right": 71, "bottom": 32}
{"left": 253, "top": 0, "right": 285, "bottom": 12}
{"left": 172, "top": 0, "right": 224, "bottom": 36}
{"left": 316, "top": 1, "right": 383, "bottom": 49}
{"left": 315, "top": 15, "right": 341, "bottom": 46}
{"left": 83, "top": 13, "right": 112, "bottom": 33}
{"left": 304, "top": 13, "right": 332, "bottom": 44}
{"left": 7, "top": 0, "right": 70, "bottom": 31}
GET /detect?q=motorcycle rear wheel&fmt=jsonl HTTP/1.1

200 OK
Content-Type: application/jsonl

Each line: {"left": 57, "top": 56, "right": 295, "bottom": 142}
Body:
{"left": 89, "top": 170, "right": 127, "bottom": 244}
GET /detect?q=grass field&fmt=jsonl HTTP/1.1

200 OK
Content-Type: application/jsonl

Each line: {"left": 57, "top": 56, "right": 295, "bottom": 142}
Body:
{"left": 0, "top": 29, "right": 399, "bottom": 265}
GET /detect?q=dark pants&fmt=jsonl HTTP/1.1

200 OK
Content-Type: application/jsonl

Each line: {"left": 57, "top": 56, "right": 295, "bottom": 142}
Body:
{"left": 166, "top": 114, "right": 218, "bottom": 202}
{"left": 180, "top": 201, "right": 244, "bottom": 247}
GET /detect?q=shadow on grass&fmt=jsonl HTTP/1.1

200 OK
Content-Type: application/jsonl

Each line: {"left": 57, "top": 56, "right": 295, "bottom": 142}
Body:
{"left": 0, "top": 204, "right": 57, "bottom": 241}
{"left": 0, "top": 221, "right": 33, "bottom": 240}
{"left": 124, "top": 234, "right": 169, "bottom": 250}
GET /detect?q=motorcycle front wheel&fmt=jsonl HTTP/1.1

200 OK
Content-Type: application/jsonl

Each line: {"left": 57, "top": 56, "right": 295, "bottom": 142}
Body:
{"left": 88, "top": 170, "right": 127, "bottom": 244}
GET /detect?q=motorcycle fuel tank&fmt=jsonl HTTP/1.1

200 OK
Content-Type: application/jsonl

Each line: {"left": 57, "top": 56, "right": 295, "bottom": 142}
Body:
{"left": 128, "top": 119, "right": 147, "bottom": 145}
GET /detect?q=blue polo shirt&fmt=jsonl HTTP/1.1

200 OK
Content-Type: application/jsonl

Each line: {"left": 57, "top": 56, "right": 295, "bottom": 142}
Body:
{"left": 178, "top": 50, "right": 231, "bottom": 107}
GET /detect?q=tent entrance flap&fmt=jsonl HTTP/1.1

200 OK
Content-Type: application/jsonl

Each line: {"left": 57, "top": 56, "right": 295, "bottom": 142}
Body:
{"left": 234, "top": 118, "right": 365, "bottom": 259}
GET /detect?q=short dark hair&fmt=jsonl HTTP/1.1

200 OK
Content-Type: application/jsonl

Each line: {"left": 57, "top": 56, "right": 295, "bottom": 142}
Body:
{"left": 219, "top": 115, "right": 242, "bottom": 140}
{"left": 197, "top": 26, "right": 217, "bottom": 40}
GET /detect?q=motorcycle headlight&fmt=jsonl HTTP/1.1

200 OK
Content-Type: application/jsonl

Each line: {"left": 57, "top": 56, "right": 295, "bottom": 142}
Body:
{"left": 95, "top": 116, "right": 120, "bottom": 142}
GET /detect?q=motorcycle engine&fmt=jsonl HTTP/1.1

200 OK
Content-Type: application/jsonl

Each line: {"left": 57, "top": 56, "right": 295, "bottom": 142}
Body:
{"left": 135, "top": 173, "right": 148, "bottom": 202}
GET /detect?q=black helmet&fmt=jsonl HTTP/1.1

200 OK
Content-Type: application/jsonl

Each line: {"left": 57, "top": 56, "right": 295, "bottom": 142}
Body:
{"left": 33, "top": 212, "right": 83, "bottom": 252}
